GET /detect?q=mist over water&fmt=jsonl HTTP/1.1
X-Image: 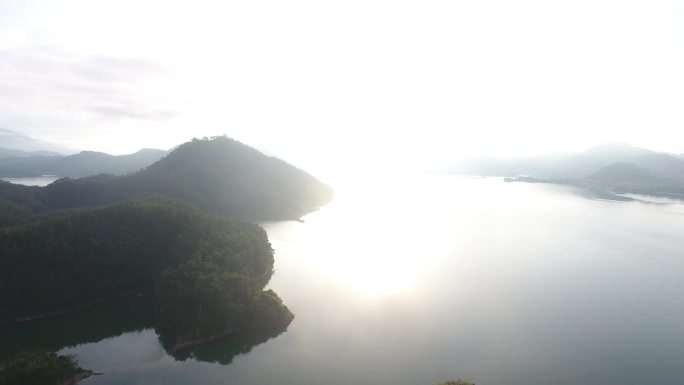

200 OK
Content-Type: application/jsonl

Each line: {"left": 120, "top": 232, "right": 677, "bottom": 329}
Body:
{"left": 1, "top": 176, "right": 60, "bottom": 186}
{"left": 7, "top": 175, "right": 684, "bottom": 385}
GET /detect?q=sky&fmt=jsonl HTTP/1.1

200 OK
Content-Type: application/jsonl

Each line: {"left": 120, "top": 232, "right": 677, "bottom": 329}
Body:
{"left": 1, "top": 0, "right": 684, "bottom": 181}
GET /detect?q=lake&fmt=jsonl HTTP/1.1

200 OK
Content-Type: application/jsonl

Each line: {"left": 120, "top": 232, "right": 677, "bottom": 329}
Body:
{"left": 1, "top": 175, "right": 60, "bottom": 186}
{"left": 3, "top": 175, "right": 684, "bottom": 385}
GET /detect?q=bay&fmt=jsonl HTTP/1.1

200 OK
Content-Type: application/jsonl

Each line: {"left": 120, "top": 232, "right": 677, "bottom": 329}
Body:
{"left": 4, "top": 175, "right": 684, "bottom": 385}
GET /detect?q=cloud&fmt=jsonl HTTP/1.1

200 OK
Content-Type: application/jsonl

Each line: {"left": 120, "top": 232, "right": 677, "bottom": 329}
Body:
{"left": 1, "top": 0, "right": 684, "bottom": 171}
{"left": 87, "top": 105, "right": 179, "bottom": 121}
{"left": 0, "top": 46, "right": 181, "bottom": 124}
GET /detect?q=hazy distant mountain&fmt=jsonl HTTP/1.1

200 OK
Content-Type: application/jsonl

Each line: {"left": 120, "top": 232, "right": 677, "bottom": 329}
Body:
{"left": 0, "top": 147, "right": 61, "bottom": 158}
{"left": 0, "top": 148, "right": 167, "bottom": 178}
{"left": 0, "top": 155, "right": 62, "bottom": 177}
{"left": 450, "top": 142, "right": 684, "bottom": 184}
{"left": 46, "top": 148, "right": 168, "bottom": 178}
{"left": 552, "top": 143, "right": 654, "bottom": 178}
{"left": 0, "top": 128, "right": 72, "bottom": 153}
{"left": 587, "top": 162, "right": 662, "bottom": 185}
{"left": 451, "top": 142, "right": 684, "bottom": 198}
{"left": 629, "top": 153, "right": 684, "bottom": 181}
{"left": 0, "top": 136, "right": 334, "bottom": 222}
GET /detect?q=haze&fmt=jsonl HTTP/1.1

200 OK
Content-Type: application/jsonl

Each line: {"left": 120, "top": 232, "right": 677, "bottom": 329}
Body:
{"left": 2, "top": 0, "right": 684, "bottom": 181}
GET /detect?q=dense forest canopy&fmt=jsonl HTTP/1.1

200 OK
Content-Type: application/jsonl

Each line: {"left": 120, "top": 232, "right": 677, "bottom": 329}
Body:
{"left": 0, "top": 136, "right": 324, "bottom": 359}
{"left": 0, "top": 351, "right": 83, "bottom": 385}
{"left": 0, "top": 197, "right": 293, "bottom": 346}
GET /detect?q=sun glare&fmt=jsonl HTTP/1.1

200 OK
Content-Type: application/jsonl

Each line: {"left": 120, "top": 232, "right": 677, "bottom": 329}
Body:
{"left": 296, "top": 177, "right": 438, "bottom": 296}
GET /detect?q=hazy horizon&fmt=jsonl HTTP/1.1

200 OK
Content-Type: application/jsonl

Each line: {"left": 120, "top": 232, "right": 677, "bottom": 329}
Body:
{"left": 3, "top": 126, "right": 684, "bottom": 184}
{"left": 4, "top": 4, "right": 684, "bottom": 383}
{"left": 2, "top": 1, "right": 684, "bottom": 180}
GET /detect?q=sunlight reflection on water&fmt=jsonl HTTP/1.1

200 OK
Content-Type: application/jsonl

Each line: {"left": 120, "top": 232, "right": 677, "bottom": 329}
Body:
{"left": 8, "top": 175, "right": 684, "bottom": 385}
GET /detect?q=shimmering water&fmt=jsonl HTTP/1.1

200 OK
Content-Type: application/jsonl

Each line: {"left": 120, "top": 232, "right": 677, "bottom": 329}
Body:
{"left": 4, "top": 176, "right": 684, "bottom": 385}
{"left": 1, "top": 175, "right": 60, "bottom": 186}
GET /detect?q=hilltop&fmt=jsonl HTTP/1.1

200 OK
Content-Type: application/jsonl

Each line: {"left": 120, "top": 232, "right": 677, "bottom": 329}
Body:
{"left": 0, "top": 136, "right": 334, "bottom": 225}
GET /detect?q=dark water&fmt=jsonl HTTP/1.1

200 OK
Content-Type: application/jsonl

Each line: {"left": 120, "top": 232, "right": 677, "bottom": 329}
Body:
{"left": 4, "top": 176, "right": 684, "bottom": 385}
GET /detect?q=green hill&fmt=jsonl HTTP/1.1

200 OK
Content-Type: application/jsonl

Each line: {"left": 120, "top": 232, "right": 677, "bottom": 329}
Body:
{"left": 0, "top": 136, "right": 334, "bottom": 225}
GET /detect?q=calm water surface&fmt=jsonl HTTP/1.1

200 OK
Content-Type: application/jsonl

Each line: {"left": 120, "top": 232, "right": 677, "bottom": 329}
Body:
{"left": 4, "top": 176, "right": 684, "bottom": 385}
{"left": 1, "top": 175, "right": 60, "bottom": 186}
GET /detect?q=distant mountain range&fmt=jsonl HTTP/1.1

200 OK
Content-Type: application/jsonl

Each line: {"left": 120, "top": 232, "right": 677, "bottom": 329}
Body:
{"left": 0, "top": 147, "right": 62, "bottom": 158}
{"left": 0, "top": 148, "right": 167, "bottom": 178}
{"left": 0, "top": 148, "right": 168, "bottom": 178}
{"left": 450, "top": 143, "right": 684, "bottom": 197}
{"left": 0, "top": 128, "right": 167, "bottom": 178}
{"left": 451, "top": 143, "right": 684, "bottom": 181}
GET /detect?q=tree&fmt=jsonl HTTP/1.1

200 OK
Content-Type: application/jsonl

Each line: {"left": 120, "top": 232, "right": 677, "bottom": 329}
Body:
{"left": 0, "top": 351, "right": 81, "bottom": 385}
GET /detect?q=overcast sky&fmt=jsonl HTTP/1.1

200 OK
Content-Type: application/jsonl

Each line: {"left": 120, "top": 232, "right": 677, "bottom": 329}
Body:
{"left": 1, "top": 0, "right": 684, "bottom": 180}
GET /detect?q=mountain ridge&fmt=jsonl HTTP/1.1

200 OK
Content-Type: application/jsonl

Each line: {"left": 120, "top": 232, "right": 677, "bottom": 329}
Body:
{"left": 450, "top": 143, "right": 684, "bottom": 183}
{"left": 0, "top": 136, "right": 333, "bottom": 224}
{"left": 0, "top": 148, "right": 168, "bottom": 178}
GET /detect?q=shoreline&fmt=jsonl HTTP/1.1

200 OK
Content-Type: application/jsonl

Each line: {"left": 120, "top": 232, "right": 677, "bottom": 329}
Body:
{"left": 0, "top": 287, "right": 152, "bottom": 326}
{"left": 503, "top": 177, "right": 684, "bottom": 202}
{"left": 169, "top": 315, "right": 295, "bottom": 354}
{"left": 170, "top": 330, "right": 236, "bottom": 354}
{"left": 62, "top": 370, "right": 103, "bottom": 385}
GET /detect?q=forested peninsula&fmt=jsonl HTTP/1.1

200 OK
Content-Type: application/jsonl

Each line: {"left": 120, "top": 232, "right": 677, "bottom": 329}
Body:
{"left": 0, "top": 136, "right": 331, "bottom": 355}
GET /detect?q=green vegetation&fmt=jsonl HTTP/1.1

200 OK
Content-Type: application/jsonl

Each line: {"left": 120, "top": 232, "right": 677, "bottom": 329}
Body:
{"left": 0, "top": 136, "right": 333, "bottom": 226}
{"left": 155, "top": 258, "right": 293, "bottom": 350}
{"left": 0, "top": 182, "right": 49, "bottom": 227}
{"left": 0, "top": 351, "right": 83, "bottom": 385}
{"left": 0, "top": 197, "right": 292, "bottom": 346}
{"left": 0, "top": 136, "right": 325, "bottom": 359}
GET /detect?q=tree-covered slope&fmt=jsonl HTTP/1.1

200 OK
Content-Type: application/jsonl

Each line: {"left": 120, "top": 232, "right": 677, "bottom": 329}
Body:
{"left": 0, "top": 351, "right": 86, "bottom": 385}
{"left": 0, "top": 137, "right": 333, "bottom": 224}
{"left": 0, "top": 182, "right": 50, "bottom": 227}
{"left": 127, "top": 136, "right": 333, "bottom": 219}
{"left": 0, "top": 198, "right": 277, "bottom": 324}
